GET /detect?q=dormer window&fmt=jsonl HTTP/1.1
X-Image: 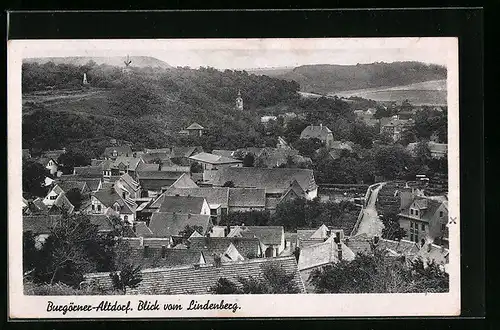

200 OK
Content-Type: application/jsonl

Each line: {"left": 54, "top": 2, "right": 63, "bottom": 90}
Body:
{"left": 112, "top": 150, "right": 118, "bottom": 157}
{"left": 440, "top": 211, "right": 444, "bottom": 217}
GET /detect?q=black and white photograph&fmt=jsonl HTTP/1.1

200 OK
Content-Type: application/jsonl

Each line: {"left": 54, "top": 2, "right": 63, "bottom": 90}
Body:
{"left": 8, "top": 37, "right": 460, "bottom": 318}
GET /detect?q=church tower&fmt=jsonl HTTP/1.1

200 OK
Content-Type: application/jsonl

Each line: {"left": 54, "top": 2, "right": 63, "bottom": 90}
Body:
{"left": 235, "top": 90, "right": 244, "bottom": 110}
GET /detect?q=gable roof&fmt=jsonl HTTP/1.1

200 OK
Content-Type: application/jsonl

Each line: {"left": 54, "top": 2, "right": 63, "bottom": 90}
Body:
{"left": 111, "top": 156, "right": 142, "bottom": 171}
{"left": 23, "top": 215, "right": 62, "bottom": 234}
{"left": 297, "top": 236, "right": 356, "bottom": 271}
{"left": 164, "top": 187, "right": 230, "bottom": 208}
{"left": 134, "top": 221, "right": 154, "bottom": 237}
{"left": 211, "top": 167, "right": 317, "bottom": 194}
{"left": 102, "top": 146, "right": 133, "bottom": 158}
{"left": 221, "top": 243, "right": 245, "bottom": 263}
{"left": 51, "top": 192, "right": 75, "bottom": 214}
{"left": 30, "top": 198, "right": 49, "bottom": 214}
{"left": 149, "top": 213, "right": 211, "bottom": 238}
{"left": 376, "top": 238, "right": 421, "bottom": 259}
{"left": 73, "top": 166, "right": 103, "bottom": 178}
{"left": 84, "top": 256, "right": 305, "bottom": 295}
{"left": 171, "top": 146, "right": 203, "bottom": 159}
{"left": 93, "top": 189, "right": 137, "bottom": 214}
{"left": 56, "top": 181, "right": 88, "bottom": 194}
{"left": 169, "top": 173, "right": 199, "bottom": 189}
{"left": 398, "top": 196, "right": 446, "bottom": 223}
{"left": 129, "top": 247, "right": 205, "bottom": 269}
{"left": 118, "top": 173, "right": 141, "bottom": 191}
{"left": 228, "top": 226, "right": 284, "bottom": 246}
{"left": 188, "top": 236, "right": 262, "bottom": 263}
{"left": 158, "top": 195, "right": 207, "bottom": 214}
{"left": 186, "top": 123, "right": 205, "bottom": 130}
{"left": 300, "top": 125, "right": 333, "bottom": 141}
{"left": 189, "top": 152, "right": 242, "bottom": 165}
{"left": 211, "top": 150, "right": 235, "bottom": 158}
{"left": 136, "top": 163, "right": 160, "bottom": 172}
{"left": 36, "top": 157, "right": 56, "bottom": 167}
{"left": 42, "top": 149, "right": 66, "bottom": 161}
{"left": 228, "top": 188, "right": 266, "bottom": 207}
{"left": 345, "top": 233, "right": 373, "bottom": 256}
{"left": 88, "top": 214, "right": 115, "bottom": 233}
{"left": 137, "top": 171, "right": 184, "bottom": 191}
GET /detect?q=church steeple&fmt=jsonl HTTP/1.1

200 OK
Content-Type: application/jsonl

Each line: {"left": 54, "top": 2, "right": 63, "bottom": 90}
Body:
{"left": 235, "top": 90, "right": 244, "bottom": 110}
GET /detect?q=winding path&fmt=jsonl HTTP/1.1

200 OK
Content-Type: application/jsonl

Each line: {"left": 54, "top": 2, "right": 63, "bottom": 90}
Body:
{"left": 354, "top": 182, "right": 386, "bottom": 237}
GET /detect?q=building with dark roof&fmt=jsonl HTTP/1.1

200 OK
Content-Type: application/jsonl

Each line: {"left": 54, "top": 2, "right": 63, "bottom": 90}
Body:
{"left": 211, "top": 167, "right": 318, "bottom": 206}
{"left": 158, "top": 195, "right": 210, "bottom": 215}
{"left": 148, "top": 212, "right": 212, "bottom": 238}
{"left": 228, "top": 188, "right": 266, "bottom": 212}
{"left": 102, "top": 146, "right": 133, "bottom": 160}
{"left": 183, "top": 123, "right": 205, "bottom": 137}
{"left": 86, "top": 187, "right": 137, "bottom": 224}
{"left": 137, "top": 171, "right": 192, "bottom": 197}
{"left": 300, "top": 124, "right": 334, "bottom": 148}
{"left": 83, "top": 256, "right": 305, "bottom": 295}
{"left": 227, "top": 225, "right": 285, "bottom": 257}
{"left": 397, "top": 195, "right": 448, "bottom": 245}
{"left": 189, "top": 152, "right": 242, "bottom": 182}
{"left": 188, "top": 236, "right": 261, "bottom": 264}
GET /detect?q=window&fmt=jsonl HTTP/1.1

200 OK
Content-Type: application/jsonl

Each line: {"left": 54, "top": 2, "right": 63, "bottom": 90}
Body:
{"left": 410, "top": 209, "right": 414, "bottom": 215}
{"left": 124, "top": 215, "right": 129, "bottom": 222}
{"left": 97, "top": 205, "right": 102, "bottom": 212}
{"left": 92, "top": 205, "right": 95, "bottom": 211}
{"left": 440, "top": 211, "right": 444, "bottom": 217}
{"left": 161, "top": 246, "right": 166, "bottom": 258}
{"left": 210, "top": 209, "right": 217, "bottom": 216}
{"left": 50, "top": 195, "right": 57, "bottom": 200}
{"left": 421, "top": 224, "right": 425, "bottom": 231}
{"left": 410, "top": 222, "right": 413, "bottom": 228}
{"left": 414, "top": 234, "right": 419, "bottom": 243}
{"left": 410, "top": 234, "right": 413, "bottom": 241}
{"left": 441, "top": 224, "right": 446, "bottom": 231}
{"left": 415, "top": 210, "right": 419, "bottom": 216}
{"left": 122, "top": 192, "right": 127, "bottom": 199}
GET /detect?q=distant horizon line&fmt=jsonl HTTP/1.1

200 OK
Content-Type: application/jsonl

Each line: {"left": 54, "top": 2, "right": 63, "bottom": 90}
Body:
{"left": 23, "top": 56, "right": 446, "bottom": 71}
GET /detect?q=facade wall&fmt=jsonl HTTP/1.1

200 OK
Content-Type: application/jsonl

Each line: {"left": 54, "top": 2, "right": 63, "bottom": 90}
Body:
{"left": 43, "top": 189, "right": 59, "bottom": 206}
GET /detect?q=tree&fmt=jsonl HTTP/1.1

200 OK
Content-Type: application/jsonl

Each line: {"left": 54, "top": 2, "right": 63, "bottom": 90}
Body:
{"left": 222, "top": 210, "right": 271, "bottom": 226}
{"left": 293, "top": 138, "right": 325, "bottom": 159}
{"left": 209, "top": 262, "right": 301, "bottom": 294}
{"left": 374, "top": 145, "right": 414, "bottom": 180}
{"left": 381, "top": 212, "right": 407, "bottom": 241}
{"left": 57, "top": 151, "right": 91, "bottom": 174}
{"left": 190, "top": 162, "right": 203, "bottom": 173}
{"left": 109, "top": 263, "right": 143, "bottom": 294}
{"left": 23, "top": 231, "right": 39, "bottom": 275}
{"left": 242, "top": 153, "right": 255, "bottom": 167}
{"left": 23, "top": 161, "right": 49, "bottom": 198}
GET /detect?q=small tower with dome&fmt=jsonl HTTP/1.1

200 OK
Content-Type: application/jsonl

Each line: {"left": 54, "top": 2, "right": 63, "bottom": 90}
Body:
{"left": 235, "top": 90, "right": 244, "bottom": 110}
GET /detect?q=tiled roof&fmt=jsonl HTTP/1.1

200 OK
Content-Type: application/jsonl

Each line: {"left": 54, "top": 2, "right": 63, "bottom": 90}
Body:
{"left": 345, "top": 233, "right": 373, "bottom": 256}
{"left": 136, "top": 163, "right": 160, "bottom": 172}
{"left": 228, "top": 226, "right": 283, "bottom": 246}
{"left": 93, "top": 189, "right": 136, "bottom": 214}
{"left": 102, "top": 146, "right": 133, "bottom": 158}
{"left": 42, "top": 149, "right": 66, "bottom": 160}
{"left": 212, "top": 167, "right": 317, "bottom": 194}
{"left": 211, "top": 150, "right": 235, "bottom": 158}
{"left": 376, "top": 238, "right": 421, "bottom": 259}
{"left": 73, "top": 166, "right": 103, "bottom": 178}
{"left": 112, "top": 156, "right": 142, "bottom": 171}
{"left": 188, "top": 236, "right": 262, "bottom": 263}
{"left": 399, "top": 196, "right": 445, "bottom": 223}
{"left": 300, "top": 125, "right": 333, "bottom": 140}
{"left": 84, "top": 256, "right": 305, "bottom": 295}
{"left": 88, "top": 214, "right": 115, "bottom": 232}
{"left": 171, "top": 146, "right": 202, "bottom": 159}
{"left": 149, "top": 213, "right": 211, "bottom": 238}
{"left": 36, "top": 157, "right": 54, "bottom": 167}
{"left": 58, "top": 176, "right": 101, "bottom": 191}
{"left": 186, "top": 123, "right": 205, "bottom": 130}
{"left": 134, "top": 221, "right": 154, "bottom": 237}
{"left": 140, "top": 152, "right": 172, "bottom": 164}
{"left": 297, "top": 236, "right": 355, "bottom": 271}
{"left": 30, "top": 198, "right": 49, "bottom": 214}
{"left": 51, "top": 192, "right": 75, "bottom": 214}
{"left": 189, "top": 152, "right": 242, "bottom": 165}
{"left": 414, "top": 243, "right": 449, "bottom": 266}
{"left": 23, "top": 215, "right": 62, "bottom": 234}
{"left": 164, "top": 187, "right": 230, "bottom": 208}
{"left": 56, "top": 181, "right": 88, "bottom": 194}
{"left": 158, "top": 195, "right": 206, "bottom": 214}
{"left": 128, "top": 247, "right": 204, "bottom": 269}
{"left": 228, "top": 188, "right": 266, "bottom": 207}
{"left": 137, "top": 171, "right": 184, "bottom": 191}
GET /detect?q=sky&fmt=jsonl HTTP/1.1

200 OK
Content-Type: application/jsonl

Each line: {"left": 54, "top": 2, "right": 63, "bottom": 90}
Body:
{"left": 14, "top": 38, "right": 456, "bottom": 69}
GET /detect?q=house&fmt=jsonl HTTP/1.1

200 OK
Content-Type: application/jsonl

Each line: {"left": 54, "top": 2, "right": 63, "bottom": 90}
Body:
{"left": 300, "top": 124, "right": 334, "bottom": 148}
{"left": 122, "top": 237, "right": 207, "bottom": 268}
{"left": 170, "top": 146, "right": 204, "bottom": 166}
{"left": 103, "top": 156, "right": 144, "bottom": 178}
{"left": 211, "top": 167, "right": 318, "bottom": 208}
{"left": 132, "top": 221, "right": 154, "bottom": 237}
{"left": 73, "top": 166, "right": 104, "bottom": 179}
{"left": 398, "top": 194, "right": 448, "bottom": 245}
{"left": 42, "top": 185, "right": 75, "bottom": 213}
{"left": 57, "top": 175, "right": 102, "bottom": 192}
{"left": 188, "top": 236, "right": 261, "bottom": 263}
{"left": 148, "top": 212, "right": 212, "bottom": 238}
{"left": 254, "top": 147, "right": 312, "bottom": 169}
{"left": 83, "top": 256, "right": 305, "bottom": 295}
{"left": 102, "top": 146, "right": 133, "bottom": 160}
{"left": 380, "top": 116, "right": 415, "bottom": 142}
{"left": 26, "top": 198, "right": 49, "bottom": 215}
{"left": 86, "top": 188, "right": 137, "bottom": 224}
{"left": 298, "top": 235, "right": 356, "bottom": 292}
{"left": 88, "top": 214, "right": 117, "bottom": 234}
{"left": 41, "top": 148, "right": 66, "bottom": 163}
{"left": 328, "top": 141, "right": 355, "bottom": 160}
{"left": 296, "top": 225, "right": 345, "bottom": 248}
{"left": 414, "top": 242, "right": 449, "bottom": 272}
{"left": 137, "top": 171, "right": 198, "bottom": 197}
{"left": 37, "top": 157, "right": 59, "bottom": 175}
{"left": 212, "top": 150, "right": 236, "bottom": 158}
{"left": 158, "top": 195, "right": 211, "bottom": 215}
{"left": 140, "top": 152, "right": 172, "bottom": 165}
{"left": 227, "top": 225, "right": 285, "bottom": 257}
{"left": 188, "top": 152, "right": 243, "bottom": 182}
{"left": 184, "top": 123, "right": 205, "bottom": 137}
{"left": 136, "top": 162, "right": 160, "bottom": 172}
{"left": 228, "top": 188, "right": 266, "bottom": 213}
{"left": 113, "top": 173, "right": 142, "bottom": 199}
{"left": 23, "top": 215, "right": 62, "bottom": 249}
{"left": 407, "top": 142, "right": 448, "bottom": 159}
{"left": 163, "top": 187, "right": 230, "bottom": 224}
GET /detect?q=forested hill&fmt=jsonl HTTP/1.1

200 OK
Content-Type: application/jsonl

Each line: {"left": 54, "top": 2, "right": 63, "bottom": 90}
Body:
{"left": 24, "top": 56, "right": 173, "bottom": 69}
{"left": 22, "top": 61, "right": 302, "bottom": 155}
{"left": 263, "top": 61, "right": 447, "bottom": 94}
